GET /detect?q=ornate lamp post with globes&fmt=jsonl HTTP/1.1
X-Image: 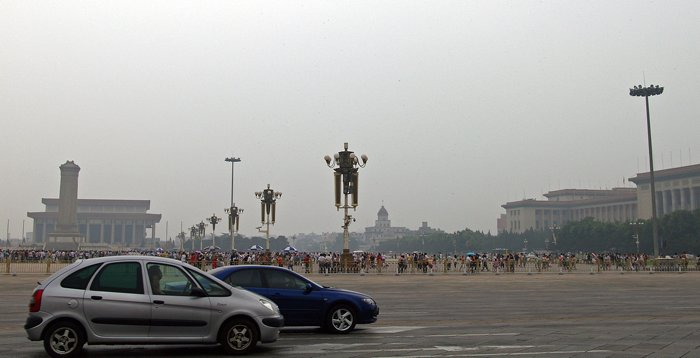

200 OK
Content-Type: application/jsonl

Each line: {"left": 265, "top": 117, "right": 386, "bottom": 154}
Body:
{"left": 629, "top": 83, "right": 664, "bottom": 258}
{"left": 630, "top": 221, "right": 642, "bottom": 254}
{"left": 324, "top": 142, "right": 368, "bottom": 272}
{"left": 547, "top": 225, "right": 559, "bottom": 251}
{"left": 176, "top": 231, "right": 186, "bottom": 251}
{"left": 197, "top": 221, "right": 207, "bottom": 251}
{"left": 207, "top": 213, "right": 222, "bottom": 250}
{"left": 189, "top": 225, "right": 198, "bottom": 251}
{"left": 255, "top": 184, "right": 282, "bottom": 255}
{"left": 225, "top": 205, "right": 243, "bottom": 251}
{"left": 225, "top": 156, "right": 241, "bottom": 251}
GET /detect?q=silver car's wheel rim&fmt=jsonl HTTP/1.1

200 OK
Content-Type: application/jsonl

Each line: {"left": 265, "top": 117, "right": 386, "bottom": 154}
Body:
{"left": 226, "top": 324, "right": 252, "bottom": 350}
{"left": 331, "top": 308, "right": 353, "bottom": 331}
{"left": 50, "top": 327, "right": 78, "bottom": 354}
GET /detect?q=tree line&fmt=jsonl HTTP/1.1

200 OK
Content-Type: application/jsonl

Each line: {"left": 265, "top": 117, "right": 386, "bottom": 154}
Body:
{"left": 181, "top": 209, "right": 700, "bottom": 255}
{"left": 374, "top": 209, "right": 700, "bottom": 255}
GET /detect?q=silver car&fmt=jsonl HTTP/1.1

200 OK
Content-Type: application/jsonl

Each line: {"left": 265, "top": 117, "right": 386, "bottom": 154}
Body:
{"left": 25, "top": 255, "right": 283, "bottom": 357}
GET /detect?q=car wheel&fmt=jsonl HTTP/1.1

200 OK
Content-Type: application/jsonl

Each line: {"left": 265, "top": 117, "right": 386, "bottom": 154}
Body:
{"left": 219, "top": 318, "right": 258, "bottom": 355}
{"left": 326, "top": 304, "right": 356, "bottom": 333}
{"left": 43, "top": 321, "right": 85, "bottom": 358}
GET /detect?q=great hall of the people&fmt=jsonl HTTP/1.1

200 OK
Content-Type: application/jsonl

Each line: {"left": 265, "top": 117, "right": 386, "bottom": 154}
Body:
{"left": 499, "top": 163, "right": 700, "bottom": 234}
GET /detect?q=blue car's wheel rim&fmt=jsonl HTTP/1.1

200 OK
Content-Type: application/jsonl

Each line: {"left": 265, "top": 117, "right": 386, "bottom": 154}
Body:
{"left": 331, "top": 307, "right": 354, "bottom": 332}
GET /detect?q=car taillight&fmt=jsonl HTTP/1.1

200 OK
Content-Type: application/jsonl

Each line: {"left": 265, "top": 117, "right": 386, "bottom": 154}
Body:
{"left": 29, "top": 289, "right": 43, "bottom": 313}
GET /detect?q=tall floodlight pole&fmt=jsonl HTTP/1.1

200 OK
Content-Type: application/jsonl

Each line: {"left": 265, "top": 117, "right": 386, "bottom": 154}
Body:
{"left": 225, "top": 157, "right": 241, "bottom": 251}
{"left": 325, "top": 142, "right": 368, "bottom": 272}
{"left": 630, "top": 84, "right": 664, "bottom": 257}
{"left": 255, "top": 184, "right": 282, "bottom": 255}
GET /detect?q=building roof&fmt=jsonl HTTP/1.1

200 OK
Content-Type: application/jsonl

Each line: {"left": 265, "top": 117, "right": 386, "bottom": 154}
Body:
{"left": 628, "top": 163, "right": 700, "bottom": 184}
{"left": 502, "top": 189, "right": 637, "bottom": 209}
{"left": 41, "top": 198, "right": 151, "bottom": 209}
{"left": 27, "top": 212, "right": 162, "bottom": 222}
{"left": 377, "top": 205, "right": 388, "bottom": 217}
{"left": 543, "top": 188, "right": 636, "bottom": 198}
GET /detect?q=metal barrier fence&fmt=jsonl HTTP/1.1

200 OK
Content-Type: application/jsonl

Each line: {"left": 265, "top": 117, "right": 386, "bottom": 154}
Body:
{"left": 2, "top": 257, "right": 698, "bottom": 275}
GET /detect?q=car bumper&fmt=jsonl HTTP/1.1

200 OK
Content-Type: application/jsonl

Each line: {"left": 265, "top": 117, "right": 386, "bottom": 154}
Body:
{"left": 358, "top": 306, "right": 379, "bottom": 324}
{"left": 259, "top": 314, "right": 284, "bottom": 343}
{"left": 25, "top": 312, "right": 52, "bottom": 341}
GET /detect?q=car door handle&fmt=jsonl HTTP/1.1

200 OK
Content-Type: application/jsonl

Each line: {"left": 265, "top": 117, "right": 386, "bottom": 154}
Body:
{"left": 91, "top": 296, "right": 102, "bottom": 300}
{"left": 153, "top": 300, "right": 164, "bottom": 304}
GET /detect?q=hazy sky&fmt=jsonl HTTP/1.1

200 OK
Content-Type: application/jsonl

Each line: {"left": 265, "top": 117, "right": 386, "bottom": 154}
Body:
{"left": 2, "top": 1, "right": 700, "bottom": 240}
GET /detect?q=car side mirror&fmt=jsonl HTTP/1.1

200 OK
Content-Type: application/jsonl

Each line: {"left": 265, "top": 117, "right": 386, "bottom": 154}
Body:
{"left": 304, "top": 283, "right": 314, "bottom": 294}
{"left": 190, "top": 287, "right": 207, "bottom": 297}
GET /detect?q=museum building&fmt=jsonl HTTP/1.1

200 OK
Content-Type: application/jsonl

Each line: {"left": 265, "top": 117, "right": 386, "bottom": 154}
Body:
{"left": 27, "top": 198, "right": 162, "bottom": 249}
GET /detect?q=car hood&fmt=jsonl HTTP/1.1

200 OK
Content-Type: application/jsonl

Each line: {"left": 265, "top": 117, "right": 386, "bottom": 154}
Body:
{"left": 322, "top": 286, "right": 372, "bottom": 299}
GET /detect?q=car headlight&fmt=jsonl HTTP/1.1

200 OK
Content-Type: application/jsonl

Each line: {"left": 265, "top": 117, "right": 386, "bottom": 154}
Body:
{"left": 259, "top": 299, "right": 277, "bottom": 312}
{"left": 362, "top": 298, "right": 376, "bottom": 306}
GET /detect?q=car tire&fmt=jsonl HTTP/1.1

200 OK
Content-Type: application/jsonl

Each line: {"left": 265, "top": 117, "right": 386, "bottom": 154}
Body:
{"left": 43, "top": 321, "right": 85, "bottom": 358}
{"left": 325, "top": 304, "right": 356, "bottom": 333}
{"left": 219, "top": 318, "right": 258, "bottom": 355}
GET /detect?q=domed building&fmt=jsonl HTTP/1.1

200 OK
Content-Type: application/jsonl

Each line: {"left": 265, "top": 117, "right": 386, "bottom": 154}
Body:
{"left": 364, "top": 205, "right": 410, "bottom": 242}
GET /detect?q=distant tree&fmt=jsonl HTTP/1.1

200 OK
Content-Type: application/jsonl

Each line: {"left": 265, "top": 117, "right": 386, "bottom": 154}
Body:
{"left": 269, "top": 236, "right": 290, "bottom": 252}
{"left": 659, "top": 209, "right": 700, "bottom": 254}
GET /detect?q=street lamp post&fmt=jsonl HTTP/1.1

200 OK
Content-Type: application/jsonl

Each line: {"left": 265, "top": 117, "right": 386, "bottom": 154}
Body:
{"left": 324, "top": 142, "right": 368, "bottom": 272}
{"left": 255, "top": 184, "right": 282, "bottom": 255}
{"left": 225, "top": 205, "right": 243, "bottom": 252}
{"left": 207, "top": 213, "right": 221, "bottom": 250}
{"left": 630, "top": 221, "right": 642, "bottom": 254}
{"left": 176, "top": 231, "right": 186, "bottom": 251}
{"left": 197, "top": 221, "right": 207, "bottom": 251}
{"left": 225, "top": 157, "right": 241, "bottom": 251}
{"left": 630, "top": 84, "right": 664, "bottom": 257}
{"left": 548, "top": 225, "right": 559, "bottom": 251}
{"left": 189, "top": 225, "right": 198, "bottom": 251}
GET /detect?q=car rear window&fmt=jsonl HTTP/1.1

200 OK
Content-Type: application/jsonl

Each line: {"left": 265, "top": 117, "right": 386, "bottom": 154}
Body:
{"left": 226, "top": 269, "right": 264, "bottom": 288}
{"left": 89, "top": 262, "right": 144, "bottom": 294}
{"left": 61, "top": 263, "right": 102, "bottom": 290}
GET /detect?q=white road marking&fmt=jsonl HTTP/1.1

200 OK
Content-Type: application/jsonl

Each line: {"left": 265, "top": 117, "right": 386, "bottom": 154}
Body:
{"left": 375, "top": 350, "right": 612, "bottom": 357}
{"left": 426, "top": 333, "right": 520, "bottom": 337}
{"left": 366, "top": 326, "right": 426, "bottom": 333}
{"left": 435, "top": 346, "right": 479, "bottom": 352}
{"left": 276, "top": 342, "right": 612, "bottom": 356}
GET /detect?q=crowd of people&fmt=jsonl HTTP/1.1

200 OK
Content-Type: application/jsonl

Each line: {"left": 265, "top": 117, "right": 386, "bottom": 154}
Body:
{"left": 1, "top": 248, "right": 698, "bottom": 273}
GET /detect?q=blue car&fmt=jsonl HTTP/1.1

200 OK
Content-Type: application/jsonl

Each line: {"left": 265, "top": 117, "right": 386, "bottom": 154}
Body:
{"left": 209, "top": 265, "right": 379, "bottom": 333}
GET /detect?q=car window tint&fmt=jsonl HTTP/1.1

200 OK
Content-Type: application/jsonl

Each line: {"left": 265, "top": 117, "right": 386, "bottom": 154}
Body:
{"left": 89, "top": 262, "right": 143, "bottom": 294}
{"left": 188, "top": 269, "right": 230, "bottom": 297}
{"left": 265, "top": 269, "right": 307, "bottom": 290}
{"left": 226, "top": 269, "right": 263, "bottom": 288}
{"left": 147, "top": 263, "right": 195, "bottom": 296}
{"left": 61, "top": 263, "right": 102, "bottom": 290}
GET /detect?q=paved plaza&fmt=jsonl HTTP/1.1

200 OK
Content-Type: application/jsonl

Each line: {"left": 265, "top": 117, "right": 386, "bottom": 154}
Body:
{"left": 2, "top": 270, "right": 699, "bottom": 357}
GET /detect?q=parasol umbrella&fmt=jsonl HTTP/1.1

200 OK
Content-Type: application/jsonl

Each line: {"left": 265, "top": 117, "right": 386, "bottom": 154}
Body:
{"left": 283, "top": 246, "right": 297, "bottom": 252}
{"left": 249, "top": 244, "right": 264, "bottom": 251}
